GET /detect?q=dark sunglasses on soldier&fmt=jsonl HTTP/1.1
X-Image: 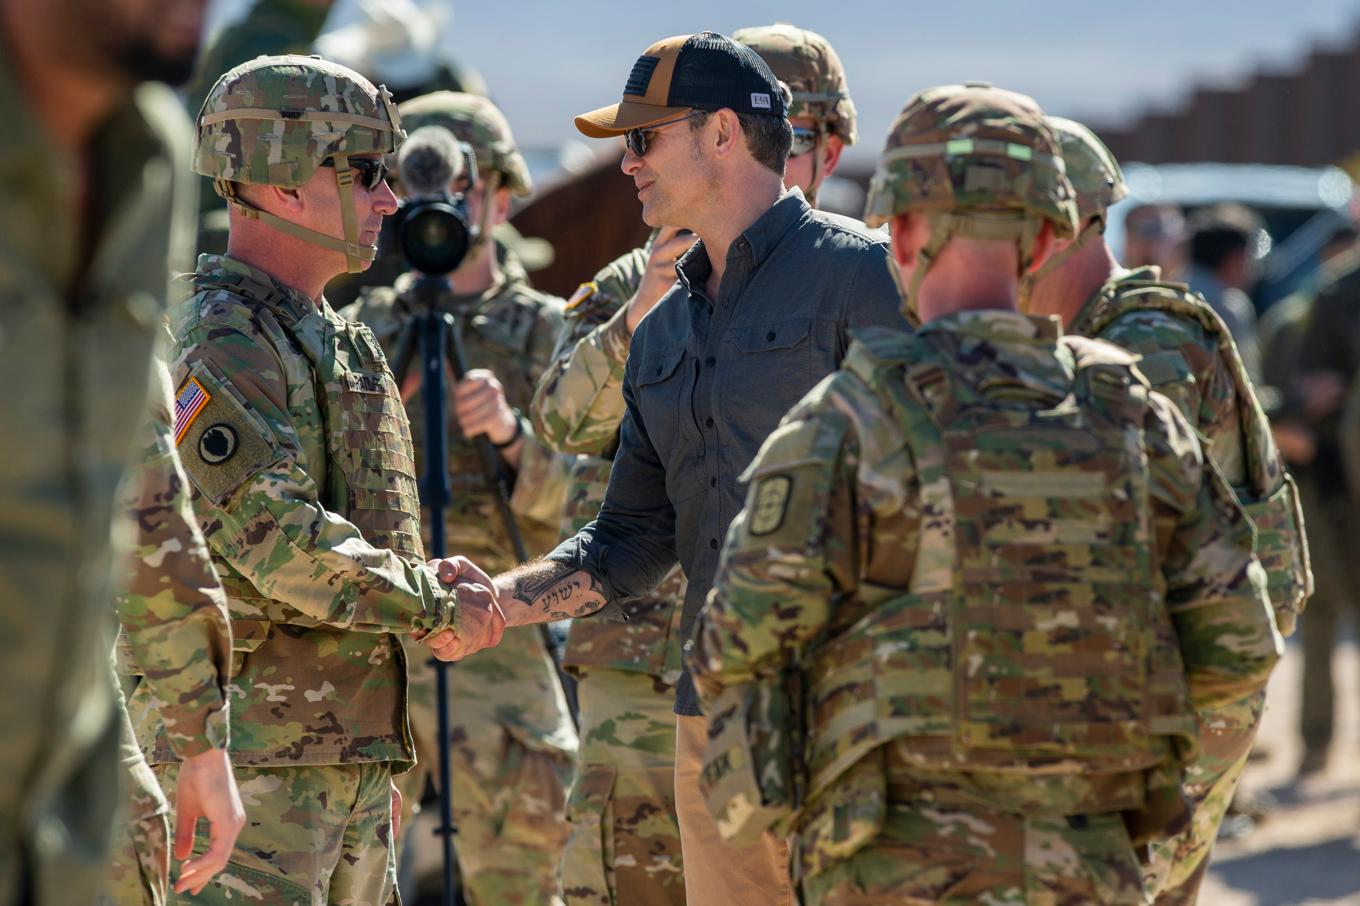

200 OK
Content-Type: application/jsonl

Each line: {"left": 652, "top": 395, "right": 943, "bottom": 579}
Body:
{"left": 320, "top": 157, "right": 390, "bottom": 191}
{"left": 624, "top": 111, "right": 707, "bottom": 157}
{"left": 789, "top": 127, "right": 822, "bottom": 158}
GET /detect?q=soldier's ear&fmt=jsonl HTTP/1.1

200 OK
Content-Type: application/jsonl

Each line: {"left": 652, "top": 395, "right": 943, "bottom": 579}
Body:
{"left": 889, "top": 212, "right": 926, "bottom": 267}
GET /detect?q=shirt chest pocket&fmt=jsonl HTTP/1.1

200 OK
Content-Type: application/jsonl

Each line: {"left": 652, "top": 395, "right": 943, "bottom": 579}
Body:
{"left": 726, "top": 317, "right": 818, "bottom": 426}
{"left": 633, "top": 344, "right": 688, "bottom": 457}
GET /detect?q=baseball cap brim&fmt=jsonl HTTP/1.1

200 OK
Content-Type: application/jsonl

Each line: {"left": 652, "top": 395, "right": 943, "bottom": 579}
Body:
{"left": 574, "top": 99, "right": 694, "bottom": 138}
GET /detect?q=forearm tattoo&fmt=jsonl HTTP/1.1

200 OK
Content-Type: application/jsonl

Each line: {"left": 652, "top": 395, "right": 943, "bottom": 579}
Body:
{"left": 510, "top": 560, "right": 606, "bottom": 620}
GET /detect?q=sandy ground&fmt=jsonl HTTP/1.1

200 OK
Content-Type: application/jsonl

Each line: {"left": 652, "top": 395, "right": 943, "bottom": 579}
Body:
{"left": 1199, "top": 638, "right": 1360, "bottom": 906}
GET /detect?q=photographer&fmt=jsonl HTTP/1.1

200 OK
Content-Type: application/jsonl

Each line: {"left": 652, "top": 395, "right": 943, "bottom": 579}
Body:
{"left": 341, "top": 92, "right": 576, "bottom": 906}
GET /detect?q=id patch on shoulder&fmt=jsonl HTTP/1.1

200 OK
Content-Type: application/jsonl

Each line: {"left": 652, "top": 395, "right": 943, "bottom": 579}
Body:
{"left": 175, "top": 364, "right": 283, "bottom": 506}
{"left": 748, "top": 475, "right": 792, "bottom": 536}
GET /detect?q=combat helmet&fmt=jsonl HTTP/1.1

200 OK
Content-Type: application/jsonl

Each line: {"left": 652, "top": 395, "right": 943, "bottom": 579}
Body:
{"left": 863, "top": 82, "right": 1078, "bottom": 315}
{"left": 194, "top": 54, "right": 405, "bottom": 273}
{"left": 734, "top": 23, "right": 855, "bottom": 203}
{"left": 1016, "top": 116, "right": 1128, "bottom": 305}
{"left": 398, "top": 92, "right": 532, "bottom": 197}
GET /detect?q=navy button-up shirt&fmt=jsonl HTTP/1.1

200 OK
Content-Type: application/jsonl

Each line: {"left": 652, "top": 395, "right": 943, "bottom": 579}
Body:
{"left": 548, "top": 190, "right": 908, "bottom": 713}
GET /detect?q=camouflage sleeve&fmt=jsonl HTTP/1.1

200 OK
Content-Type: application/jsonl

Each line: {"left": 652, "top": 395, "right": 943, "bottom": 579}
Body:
{"left": 509, "top": 299, "right": 572, "bottom": 529}
{"left": 530, "top": 251, "right": 647, "bottom": 455}
{"left": 1146, "top": 392, "right": 1282, "bottom": 711}
{"left": 690, "top": 381, "right": 861, "bottom": 705}
{"left": 116, "top": 361, "right": 231, "bottom": 758}
{"left": 1101, "top": 312, "right": 1241, "bottom": 482}
{"left": 175, "top": 324, "right": 456, "bottom": 636}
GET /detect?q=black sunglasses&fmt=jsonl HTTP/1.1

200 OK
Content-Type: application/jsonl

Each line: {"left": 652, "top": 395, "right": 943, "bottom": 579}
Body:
{"left": 790, "top": 126, "right": 823, "bottom": 158}
{"left": 321, "top": 157, "right": 390, "bottom": 191}
{"left": 624, "top": 111, "right": 707, "bottom": 157}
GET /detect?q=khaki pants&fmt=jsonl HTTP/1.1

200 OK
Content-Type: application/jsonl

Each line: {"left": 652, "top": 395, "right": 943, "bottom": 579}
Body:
{"left": 674, "top": 714, "right": 794, "bottom": 906}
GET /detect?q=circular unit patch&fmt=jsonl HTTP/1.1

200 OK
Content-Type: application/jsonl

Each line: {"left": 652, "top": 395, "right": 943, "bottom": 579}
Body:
{"left": 199, "top": 423, "right": 239, "bottom": 465}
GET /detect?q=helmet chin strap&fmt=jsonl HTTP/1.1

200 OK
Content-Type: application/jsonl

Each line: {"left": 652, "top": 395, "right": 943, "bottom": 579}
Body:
{"left": 898, "top": 211, "right": 1041, "bottom": 321}
{"left": 1017, "top": 215, "right": 1104, "bottom": 314}
{"left": 214, "top": 149, "right": 376, "bottom": 275}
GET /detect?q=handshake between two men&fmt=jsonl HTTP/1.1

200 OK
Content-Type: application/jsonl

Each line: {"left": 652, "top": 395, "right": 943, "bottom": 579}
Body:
{"left": 422, "top": 556, "right": 508, "bottom": 661}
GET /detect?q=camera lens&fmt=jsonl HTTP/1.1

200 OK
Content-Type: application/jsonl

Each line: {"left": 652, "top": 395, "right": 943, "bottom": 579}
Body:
{"left": 399, "top": 198, "right": 472, "bottom": 275}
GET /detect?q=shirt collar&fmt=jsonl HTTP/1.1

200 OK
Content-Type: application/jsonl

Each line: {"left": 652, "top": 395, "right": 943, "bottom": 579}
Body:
{"left": 673, "top": 189, "right": 812, "bottom": 296}
{"left": 194, "top": 253, "right": 319, "bottom": 325}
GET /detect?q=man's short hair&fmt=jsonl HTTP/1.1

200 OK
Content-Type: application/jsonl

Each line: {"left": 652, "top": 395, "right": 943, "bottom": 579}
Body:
{"left": 1189, "top": 203, "right": 1262, "bottom": 270}
{"left": 690, "top": 109, "right": 793, "bottom": 176}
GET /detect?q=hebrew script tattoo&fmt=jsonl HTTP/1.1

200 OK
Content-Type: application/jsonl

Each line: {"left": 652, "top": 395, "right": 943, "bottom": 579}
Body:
{"left": 511, "top": 560, "right": 606, "bottom": 620}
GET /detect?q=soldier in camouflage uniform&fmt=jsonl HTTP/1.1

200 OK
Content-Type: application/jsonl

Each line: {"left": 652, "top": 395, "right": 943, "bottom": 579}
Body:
{"left": 0, "top": 0, "right": 205, "bottom": 900}
{"left": 1019, "top": 118, "right": 1309, "bottom": 903}
{"left": 342, "top": 91, "right": 577, "bottom": 906}
{"left": 106, "top": 359, "right": 245, "bottom": 905}
{"left": 529, "top": 30, "right": 858, "bottom": 901}
{"left": 140, "top": 55, "right": 502, "bottom": 903}
{"left": 688, "top": 83, "right": 1283, "bottom": 906}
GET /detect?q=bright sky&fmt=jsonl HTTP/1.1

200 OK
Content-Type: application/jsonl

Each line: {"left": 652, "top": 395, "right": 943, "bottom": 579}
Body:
{"left": 209, "top": 0, "right": 1360, "bottom": 163}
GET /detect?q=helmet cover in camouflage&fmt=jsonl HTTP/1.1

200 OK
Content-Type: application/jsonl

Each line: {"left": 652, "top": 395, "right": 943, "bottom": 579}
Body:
{"left": 732, "top": 23, "right": 857, "bottom": 144}
{"left": 1045, "top": 116, "right": 1127, "bottom": 222}
{"left": 397, "top": 91, "right": 532, "bottom": 196}
{"left": 194, "top": 54, "right": 405, "bottom": 273}
{"left": 863, "top": 83, "right": 1076, "bottom": 234}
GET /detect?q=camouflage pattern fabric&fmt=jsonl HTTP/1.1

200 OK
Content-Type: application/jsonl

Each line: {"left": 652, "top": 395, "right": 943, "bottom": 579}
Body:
{"left": 529, "top": 247, "right": 689, "bottom": 902}
{"left": 116, "top": 358, "right": 232, "bottom": 758}
{"left": 690, "top": 310, "right": 1281, "bottom": 902}
{"left": 562, "top": 668, "right": 685, "bottom": 906}
{"left": 1066, "top": 268, "right": 1308, "bottom": 902}
{"left": 101, "top": 672, "right": 172, "bottom": 906}
{"left": 154, "top": 761, "right": 397, "bottom": 904}
{"left": 396, "top": 91, "right": 533, "bottom": 195}
{"left": 0, "top": 47, "right": 197, "bottom": 904}
{"left": 731, "top": 23, "right": 857, "bottom": 143}
{"left": 530, "top": 245, "right": 651, "bottom": 455}
{"left": 343, "top": 272, "right": 577, "bottom": 903}
{"left": 135, "top": 254, "right": 457, "bottom": 778}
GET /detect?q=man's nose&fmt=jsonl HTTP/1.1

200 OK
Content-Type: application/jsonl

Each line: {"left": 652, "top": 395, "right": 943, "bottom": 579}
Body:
{"left": 373, "top": 179, "right": 399, "bottom": 215}
{"left": 621, "top": 145, "right": 643, "bottom": 176}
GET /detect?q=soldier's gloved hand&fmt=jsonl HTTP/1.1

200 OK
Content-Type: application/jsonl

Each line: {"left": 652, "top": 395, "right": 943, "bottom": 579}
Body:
{"left": 453, "top": 369, "right": 518, "bottom": 444}
{"left": 626, "top": 226, "right": 694, "bottom": 333}
{"left": 425, "top": 566, "right": 506, "bottom": 661}
{"left": 172, "top": 747, "right": 247, "bottom": 895}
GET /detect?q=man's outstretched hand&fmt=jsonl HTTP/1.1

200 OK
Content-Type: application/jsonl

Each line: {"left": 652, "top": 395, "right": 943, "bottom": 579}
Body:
{"left": 424, "top": 556, "right": 506, "bottom": 661}
{"left": 172, "top": 746, "right": 246, "bottom": 895}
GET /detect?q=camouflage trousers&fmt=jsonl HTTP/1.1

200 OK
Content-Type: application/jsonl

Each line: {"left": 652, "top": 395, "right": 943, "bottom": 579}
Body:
{"left": 154, "top": 761, "right": 398, "bottom": 905}
{"left": 399, "top": 633, "right": 574, "bottom": 906}
{"left": 1146, "top": 690, "right": 1265, "bottom": 904}
{"left": 561, "top": 667, "right": 684, "bottom": 905}
{"left": 802, "top": 800, "right": 1145, "bottom": 906}
{"left": 99, "top": 746, "right": 171, "bottom": 906}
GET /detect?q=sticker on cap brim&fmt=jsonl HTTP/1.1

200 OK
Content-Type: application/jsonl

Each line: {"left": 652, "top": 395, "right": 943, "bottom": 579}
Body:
{"left": 751, "top": 93, "right": 771, "bottom": 110}
{"left": 565, "top": 281, "right": 598, "bottom": 311}
{"left": 748, "top": 474, "right": 792, "bottom": 536}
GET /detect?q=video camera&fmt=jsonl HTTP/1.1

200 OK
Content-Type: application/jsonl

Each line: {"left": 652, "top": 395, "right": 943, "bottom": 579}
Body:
{"left": 395, "top": 128, "right": 481, "bottom": 276}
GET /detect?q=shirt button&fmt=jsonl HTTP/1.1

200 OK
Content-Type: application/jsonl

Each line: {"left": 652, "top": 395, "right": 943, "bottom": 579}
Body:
{"left": 710, "top": 538, "right": 719, "bottom": 549}
{"left": 710, "top": 477, "right": 717, "bottom": 488}
{"left": 705, "top": 417, "right": 714, "bottom": 428}
{"left": 705, "top": 356, "right": 716, "bottom": 366}
{"left": 766, "top": 330, "right": 776, "bottom": 341}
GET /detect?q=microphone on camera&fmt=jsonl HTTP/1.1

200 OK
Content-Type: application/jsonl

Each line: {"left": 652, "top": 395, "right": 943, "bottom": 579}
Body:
{"left": 397, "top": 125, "right": 466, "bottom": 198}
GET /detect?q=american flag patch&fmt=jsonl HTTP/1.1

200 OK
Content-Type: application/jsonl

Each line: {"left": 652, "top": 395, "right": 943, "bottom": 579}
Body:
{"left": 174, "top": 377, "right": 210, "bottom": 445}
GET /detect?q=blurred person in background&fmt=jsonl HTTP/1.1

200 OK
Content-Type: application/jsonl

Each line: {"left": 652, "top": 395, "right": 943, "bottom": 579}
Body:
{"left": 1187, "top": 203, "right": 1267, "bottom": 381}
{"left": 529, "top": 23, "right": 862, "bottom": 906}
{"left": 1123, "top": 202, "right": 1186, "bottom": 275}
{"left": 0, "top": 0, "right": 206, "bottom": 901}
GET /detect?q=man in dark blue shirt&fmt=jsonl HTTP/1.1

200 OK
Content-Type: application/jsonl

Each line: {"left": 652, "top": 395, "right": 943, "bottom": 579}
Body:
{"left": 441, "top": 31, "right": 907, "bottom": 903}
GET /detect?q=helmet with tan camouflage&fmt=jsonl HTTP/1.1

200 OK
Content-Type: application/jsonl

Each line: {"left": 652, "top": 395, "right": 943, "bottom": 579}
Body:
{"left": 732, "top": 23, "right": 856, "bottom": 144}
{"left": 194, "top": 54, "right": 405, "bottom": 273}
{"left": 862, "top": 82, "right": 1078, "bottom": 314}
{"left": 397, "top": 91, "right": 532, "bottom": 196}
{"left": 1045, "top": 116, "right": 1127, "bottom": 222}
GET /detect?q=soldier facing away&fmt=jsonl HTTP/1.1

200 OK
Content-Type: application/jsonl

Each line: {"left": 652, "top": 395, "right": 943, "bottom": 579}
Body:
{"left": 688, "top": 82, "right": 1282, "bottom": 906}
{"left": 1019, "top": 116, "right": 1309, "bottom": 902}
{"left": 143, "top": 54, "right": 502, "bottom": 903}
{"left": 0, "top": 0, "right": 205, "bottom": 901}
{"left": 342, "top": 90, "right": 578, "bottom": 906}
{"left": 528, "top": 23, "right": 861, "bottom": 906}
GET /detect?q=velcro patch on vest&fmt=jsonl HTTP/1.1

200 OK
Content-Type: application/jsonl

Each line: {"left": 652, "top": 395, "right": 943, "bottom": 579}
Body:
{"left": 748, "top": 475, "right": 792, "bottom": 536}
{"left": 176, "top": 363, "right": 284, "bottom": 506}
